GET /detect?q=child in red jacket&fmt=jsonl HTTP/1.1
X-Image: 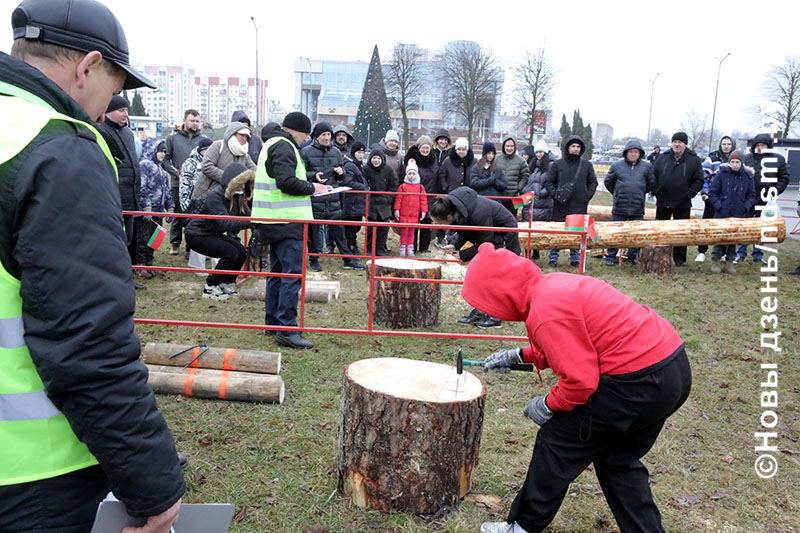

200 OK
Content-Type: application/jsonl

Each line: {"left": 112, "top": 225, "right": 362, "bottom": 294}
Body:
{"left": 393, "top": 159, "right": 427, "bottom": 257}
{"left": 464, "top": 243, "right": 691, "bottom": 533}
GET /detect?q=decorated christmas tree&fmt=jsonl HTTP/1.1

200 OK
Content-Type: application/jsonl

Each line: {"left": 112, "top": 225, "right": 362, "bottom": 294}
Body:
{"left": 353, "top": 45, "right": 392, "bottom": 147}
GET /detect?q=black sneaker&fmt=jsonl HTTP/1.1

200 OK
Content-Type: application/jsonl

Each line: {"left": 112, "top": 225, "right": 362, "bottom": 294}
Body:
{"left": 605, "top": 257, "right": 616, "bottom": 266}
{"left": 570, "top": 261, "right": 580, "bottom": 267}
{"left": 476, "top": 316, "right": 502, "bottom": 329}
{"left": 178, "top": 452, "right": 189, "bottom": 470}
{"left": 309, "top": 261, "right": 323, "bottom": 272}
{"left": 458, "top": 309, "right": 486, "bottom": 325}
{"left": 343, "top": 260, "right": 365, "bottom": 270}
{"left": 788, "top": 265, "right": 800, "bottom": 275}
{"left": 275, "top": 333, "right": 314, "bottom": 349}
{"left": 548, "top": 261, "right": 557, "bottom": 267}
{"left": 133, "top": 282, "right": 147, "bottom": 290}
{"left": 674, "top": 261, "right": 686, "bottom": 267}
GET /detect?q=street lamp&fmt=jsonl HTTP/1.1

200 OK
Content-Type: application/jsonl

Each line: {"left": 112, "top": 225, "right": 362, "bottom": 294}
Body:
{"left": 647, "top": 72, "right": 660, "bottom": 145}
{"left": 708, "top": 53, "right": 731, "bottom": 155}
{"left": 250, "top": 16, "right": 259, "bottom": 126}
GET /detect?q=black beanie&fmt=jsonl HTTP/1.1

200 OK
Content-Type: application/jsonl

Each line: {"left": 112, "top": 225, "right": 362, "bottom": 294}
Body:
{"left": 312, "top": 122, "right": 333, "bottom": 138}
{"left": 282, "top": 112, "right": 312, "bottom": 134}
{"left": 672, "top": 132, "right": 689, "bottom": 145}
{"left": 220, "top": 163, "right": 247, "bottom": 186}
{"left": 350, "top": 141, "right": 366, "bottom": 158}
{"left": 482, "top": 142, "right": 496, "bottom": 156}
{"left": 197, "top": 137, "right": 214, "bottom": 152}
{"left": 106, "top": 95, "right": 130, "bottom": 113}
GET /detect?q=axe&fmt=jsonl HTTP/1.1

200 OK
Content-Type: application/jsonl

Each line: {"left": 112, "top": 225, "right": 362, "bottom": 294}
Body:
{"left": 456, "top": 348, "right": 534, "bottom": 374}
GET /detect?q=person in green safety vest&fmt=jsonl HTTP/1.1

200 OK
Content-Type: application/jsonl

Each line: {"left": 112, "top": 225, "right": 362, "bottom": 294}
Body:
{"left": 253, "top": 114, "right": 330, "bottom": 350}
{"left": 0, "top": 1, "right": 184, "bottom": 531}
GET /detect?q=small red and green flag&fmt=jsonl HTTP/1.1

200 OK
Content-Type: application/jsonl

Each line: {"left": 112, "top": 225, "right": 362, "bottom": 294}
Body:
{"left": 147, "top": 223, "right": 167, "bottom": 250}
{"left": 565, "top": 214, "right": 599, "bottom": 242}
{"left": 512, "top": 191, "right": 534, "bottom": 208}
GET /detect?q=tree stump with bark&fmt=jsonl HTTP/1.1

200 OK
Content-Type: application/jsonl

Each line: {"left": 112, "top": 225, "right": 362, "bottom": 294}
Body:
{"left": 337, "top": 358, "right": 485, "bottom": 514}
{"left": 640, "top": 245, "right": 673, "bottom": 276}
{"left": 368, "top": 259, "right": 441, "bottom": 328}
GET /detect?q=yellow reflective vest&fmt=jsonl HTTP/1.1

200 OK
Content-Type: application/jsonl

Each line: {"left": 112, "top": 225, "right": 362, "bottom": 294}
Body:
{"left": 251, "top": 136, "right": 313, "bottom": 222}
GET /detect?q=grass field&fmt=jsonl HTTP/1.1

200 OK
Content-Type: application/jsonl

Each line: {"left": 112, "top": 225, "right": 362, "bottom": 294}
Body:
{"left": 135, "top": 205, "right": 800, "bottom": 533}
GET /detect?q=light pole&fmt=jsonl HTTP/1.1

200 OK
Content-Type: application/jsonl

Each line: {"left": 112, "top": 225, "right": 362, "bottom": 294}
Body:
{"left": 708, "top": 52, "right": 731, "bottom": 155}
{"left": 647, "top": 72, "right": 660, "bottom": 145}
{"left": 250, "top": 16, "right": 259, "bottom": 126}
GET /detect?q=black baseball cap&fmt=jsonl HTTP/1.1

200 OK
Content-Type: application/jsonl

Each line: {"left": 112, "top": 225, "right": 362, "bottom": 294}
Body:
{"left": 11, "top": 0, "right": 155, "bottom": 90}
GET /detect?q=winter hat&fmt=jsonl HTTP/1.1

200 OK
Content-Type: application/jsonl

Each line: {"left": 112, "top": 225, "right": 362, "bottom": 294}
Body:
{"left": 156, "top": 141, "right": 166, "bottom": 153}
{"left": 106, "top": 94, "right": 129, "bottom": 113}
{"left": 405, "top": 159, "right": 419, "bottom": 183}
{"left": 282, "top": 112, "right": 312, "bottom": 134}
{"left": 434, "top": 129, "right": 451, "bottom": 143}
{"left": 730, "top": 150, "right": 746, "bottom": 162}
{"left": 534, "top": 139, "right": 549, "bottom": 153}
{"left": 312, "top": 122, "right": 333, "bottom": 138}
{"left": 235, "top": 127, "right": 251, "bottom": 138}
{"left": 455, "top": 137, "right": 469, "bottom": 150}
{"left": 416, "top": 135, "right": 433, "bottom": 148}
{"left": 671, "top": 132, "right": 689, "bottom": 145}
{"left": 350, "top": 141, "right": 366, "bottom": 158}
{"left": 482, "top": 142, "right": 496, "bottom": 156}
{"left": 220, "top": 163, "right": 247, "bottom": 187}
{"left": 197, "top": 137, "right": 214, "bottom": 152}
{"left": 231, "top": 110, "right": 251, "bottom": 126}
{"left": 385, "top": 130, "right": 400, "bottom": 143}
{"left": 405, "top": 158, "right": 419, "bottom": 175}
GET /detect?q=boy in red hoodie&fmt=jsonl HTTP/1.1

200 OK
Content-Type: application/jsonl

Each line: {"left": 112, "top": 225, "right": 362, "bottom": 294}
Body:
{"left": 464, "top": 243, "right": 691, "bottom": 533}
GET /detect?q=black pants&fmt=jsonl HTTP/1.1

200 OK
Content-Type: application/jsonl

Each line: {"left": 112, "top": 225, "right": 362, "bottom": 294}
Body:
{"left": 308, "top": 220, "right": 352, "bottom": 263}
{"left": 0, "top": 464, "right": 111, "bottom": 532}
{"left": 135, "top": 216, "right": 162, "bottom": 265}
{"left": 123, "top": 214, "right": 136, "bottom": 267}
{"left": 344, "top": 216, "right": 362, "bottom": 253}
{"left": 656, "top": 207, "right": 691, "bottom": 264}
{"left": 416, "top": 216, "right": 432, "bottom": 252}
{"left": 697, "top": 200, "right": 715, "bottom": 254}
{"left": 169, "top": 187, "right": 187, "bottom": 245}
{"left": 365, "top": 215, "right": 390, "bottom": 254}
{"left": 509, "top": 347, "right": 691, "bottom": 533}
{"left": 185, "top": 233, "right": 246, "bottom": 286}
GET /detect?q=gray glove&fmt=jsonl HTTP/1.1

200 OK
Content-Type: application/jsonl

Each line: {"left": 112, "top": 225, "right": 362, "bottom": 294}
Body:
{"left": 483, "top": 348, "right": 522, "bottom": 374}
{"left": 796, "top": 202, "right": 800, "bottom": 219}
{"left": 523, "top": 395, "right": 553, "bottom": 426}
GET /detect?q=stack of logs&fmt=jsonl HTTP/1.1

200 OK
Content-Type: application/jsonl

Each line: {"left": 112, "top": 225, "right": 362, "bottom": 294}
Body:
{"left": 142, "top": 343, "right": 284, "bottom": 403}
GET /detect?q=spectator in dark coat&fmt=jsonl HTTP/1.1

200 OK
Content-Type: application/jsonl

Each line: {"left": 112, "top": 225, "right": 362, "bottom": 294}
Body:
{"left": 232, "top": 110, "right": 263, "bottom": 165}
{"left": 496, "top": 135, "right": 530, "bottom": 215}
{"left": 404, "top": 135, "right": 440, "bottom": 253}
{"left": 342, "top": 142, "right": 370, "bottom": 254}
{"left": 333, "top": 124, "right": 354, "bottom": 156}
{"left": 652, "top": 131, "right": 705, "bottom": 266}
{"left": 736, "top": 133, "right": 791, "bottom": 264}
{"left": 362, "top": 147, "right": 399, "bottom": 255}
{"left": 520, "top": 144, "right": 537, "bottom": 173}
{"left": 603, "top": 139, "right": 656, "bottom": 266}
{"left": 647, "top": 145, "right": 661, "bottom": 163}
{"left": 439, "top": 137, "right": 475, "bottom": 192}
{"left": 708, "top": 151, "right": 756, "bottom": 273}
{"left": 185, "top": 163, "right": 254, "bottom": 300}
{"left": 543, "top": 135, "right": 598, "bottom": 267}
{"left": 469, "top": 142, "right": 507, "bottom": 199}
{"left": 520, "top": 140, "right": 555, "bottom": 261}
{"left": 300, "top": 122, "right": 363, "bottom": 271}
{"left": 433, "top": 129, "right": 452, "bottom": 164}
{"left": 696, "top": 135, "right": 736, "bottom": 262}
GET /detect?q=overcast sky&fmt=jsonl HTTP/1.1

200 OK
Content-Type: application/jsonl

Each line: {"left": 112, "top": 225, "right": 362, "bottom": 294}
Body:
{"left": 2, "top": 0, "right": 798, "bottom": 140}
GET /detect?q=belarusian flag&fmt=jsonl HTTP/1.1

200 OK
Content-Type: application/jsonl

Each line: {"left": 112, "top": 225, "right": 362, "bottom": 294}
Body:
{"left": 512, "top": 191, "right": 534, "bottom": 208}
{"left": 564, "top": 214, "right": 598, "bottom": 242}
{"left": 147, "top": 223, "right": 167, "bottom": 249}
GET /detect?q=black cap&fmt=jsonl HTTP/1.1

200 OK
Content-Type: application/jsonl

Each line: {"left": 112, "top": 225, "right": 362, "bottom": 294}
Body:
{"left": 282, "top": 112, "right": 312, "bottom": 134}
{"left": 12, "top": 0, "right": 155, "bottom": 90}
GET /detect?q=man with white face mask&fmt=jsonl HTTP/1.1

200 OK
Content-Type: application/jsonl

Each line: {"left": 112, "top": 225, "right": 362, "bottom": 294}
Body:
{"left": 192, "top": 122, "right": 257, "bottom": 202}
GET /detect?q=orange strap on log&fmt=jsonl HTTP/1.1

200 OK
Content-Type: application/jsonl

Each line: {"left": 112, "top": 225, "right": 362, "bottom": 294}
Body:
{"left": 219, "top": 349, "right": 237, "bottom": 400}
{"left": 182, "top": 347, "right": 201, "bottom": 396}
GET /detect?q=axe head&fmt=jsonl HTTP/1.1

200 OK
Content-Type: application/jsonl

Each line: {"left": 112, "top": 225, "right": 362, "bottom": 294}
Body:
{"left": 456, "top": 348, "right": 463, "bottom": 375}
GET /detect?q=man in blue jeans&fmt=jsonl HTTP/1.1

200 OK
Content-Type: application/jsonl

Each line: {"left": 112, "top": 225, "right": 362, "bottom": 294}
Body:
{"left": 252, "top": 114, "right": 329, "bottom": 349}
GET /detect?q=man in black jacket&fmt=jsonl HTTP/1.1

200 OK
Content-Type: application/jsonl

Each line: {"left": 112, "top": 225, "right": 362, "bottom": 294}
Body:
{"left": 98, "top": 94, "right": 145, "bottom": 288}
{"left": 0, "top": 0, "right": 184, "bottom": 531}
{"left": 652, "top": 132, "right": 704, "bottom": 266}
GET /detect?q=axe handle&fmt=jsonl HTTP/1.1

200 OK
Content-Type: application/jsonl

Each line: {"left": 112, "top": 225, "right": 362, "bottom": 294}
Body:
{"left": 462, "top": 359, "right": 534, "bottom": 372}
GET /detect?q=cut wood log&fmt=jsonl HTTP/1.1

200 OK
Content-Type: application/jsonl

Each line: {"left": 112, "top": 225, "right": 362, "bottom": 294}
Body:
{"left": 142, "top": 343, "right": 281, "bottom": 375}
{"left": 146, "top": 364, "right": 284, "bottom": 403}
{"left": 337, "top": 358, "right": 485, "bottom": 514}
{"left": 640, "top": 245, "right": 673, "bottom": 276}
{"left": 587, "top": 205, "right": 694, "bottom": 221}
{"left": 368, "top": 258, "right": 441, "bottom": 328}
{"left": 517, "top": 217, "right": 786, "bottom": 250}
{"left": 239, "top": 279, "right": 340, "bottom": 303}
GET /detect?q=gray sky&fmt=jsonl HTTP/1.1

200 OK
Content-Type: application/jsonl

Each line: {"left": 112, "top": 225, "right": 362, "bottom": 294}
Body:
{"left": 2, "top": 0, "right": 798, "bottom": 139}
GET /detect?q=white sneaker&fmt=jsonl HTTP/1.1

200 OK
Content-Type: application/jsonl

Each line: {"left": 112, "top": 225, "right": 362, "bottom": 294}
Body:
{"left": 219, "top": 282, "right": 239, "bottom": 296}
{"left": 399, "top": 245, "right": 406, "bottom": 257}
{"left": 480, "top": 522, "right": 514, "bottom": 533}
{"left": 407, "top": 245, "right": 415, "bottom": 257}
{"left": 202, "top": 284, "right": 229, "bottom": 301}
{"left": 695, "top": 252, "right": 706, "bottom": 262}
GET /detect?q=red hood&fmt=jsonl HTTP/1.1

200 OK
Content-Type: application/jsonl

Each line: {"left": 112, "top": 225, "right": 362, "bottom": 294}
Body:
{"left": 461, "top": 243, "right": 541, "bottom": 321}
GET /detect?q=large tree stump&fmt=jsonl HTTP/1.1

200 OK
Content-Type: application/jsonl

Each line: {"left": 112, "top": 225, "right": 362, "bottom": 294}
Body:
{"left": 142, "top": 343, "right": 281, "bottom": 375}
{"left": 368, "top": 259, "right": 441, "bottom": 328}
{"left": 640, "top": 245, "right": 673, "bottom": 276}
{"left": 337, "top": 358, "right": 485, "bottom": 514}
{"left": 146, "top": 365, "right": 284, "bottom": 403}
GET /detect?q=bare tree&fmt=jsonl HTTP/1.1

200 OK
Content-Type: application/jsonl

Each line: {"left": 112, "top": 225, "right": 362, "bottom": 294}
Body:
{"left": 513, "top": 46, "right": 556, "bottom": 144}
{"left": 385, "top": 43, "right": 425, "bottom": 150}
{"left": 763, "top": 56, "right": 800, "bottom": 138}
{"left": 680, "top": 111, "right": 708, "bottom": 151}
{"left": 440, "top": 40, "right": 502, "bottom": 143}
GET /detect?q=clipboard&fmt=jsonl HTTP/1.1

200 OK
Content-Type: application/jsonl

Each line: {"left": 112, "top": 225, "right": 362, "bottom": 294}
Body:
{"left": 91, "top": 500, "right": 235, "bottom": 533}
{"left": 313, "top": 186, "right": 351, "bottom": 197}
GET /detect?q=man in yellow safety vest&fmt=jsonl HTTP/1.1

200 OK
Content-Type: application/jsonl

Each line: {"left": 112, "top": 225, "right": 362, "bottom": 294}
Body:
{"left": 0, "top": 1, "right": 184, "bottom": 531}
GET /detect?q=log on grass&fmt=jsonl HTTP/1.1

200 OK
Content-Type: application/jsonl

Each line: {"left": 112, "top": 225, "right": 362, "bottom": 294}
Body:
{"left": 368, "top": 258, "right": 441, "bottom": 328}
{"left": 142, "top": 343, "right": 281, "bottom": 375}
{"left": 517, "top": 217, "right": 786, "bottom": 250}
{"left": 239, "top": 279, "right": 340, "bottom": 303}
{"left": 146, "top": 364, "right": 284, "bottom": 403}
{"left": 586, "top": 205, "right": 696, "bottom": 221}
{"left": 639, "top": 245, "right": 673, "bottom": 276}
{"left": 338, "top": 357, "right": 485, "bottom": 514}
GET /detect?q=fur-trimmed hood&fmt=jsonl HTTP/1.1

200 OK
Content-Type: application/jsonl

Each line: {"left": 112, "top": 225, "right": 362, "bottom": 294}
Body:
{"left": 224, "top": 169, "right": 255, "bottom": 200}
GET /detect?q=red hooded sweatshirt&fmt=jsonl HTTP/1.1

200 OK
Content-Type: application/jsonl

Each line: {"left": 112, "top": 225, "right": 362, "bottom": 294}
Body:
{"left": 461, "top": 243, "right": 684, "bottom": 412}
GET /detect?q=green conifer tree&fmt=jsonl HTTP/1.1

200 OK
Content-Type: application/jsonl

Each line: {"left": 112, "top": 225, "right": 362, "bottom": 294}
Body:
{"left": 353, "top": 45, "right": 392, "bottom": 147}
{"left": 130, "top": 91, "right": 147, "bottom": 116}
{"left": 559, "top": 113, "right": 571, "bottom": 143}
